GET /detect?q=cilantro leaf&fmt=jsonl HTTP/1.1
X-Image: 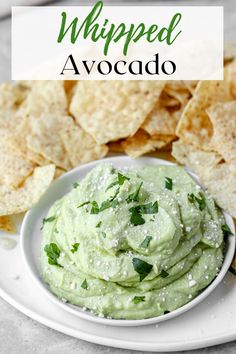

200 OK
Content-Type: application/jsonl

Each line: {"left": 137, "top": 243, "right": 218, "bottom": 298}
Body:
{"left": 132, "top": 258, "right": 153, "bottom": 281}
{"left": 126, "top": 182, "right": 143, "bottom": 203}
{"left": 73, "top": 182, "right": 79, "bottom": 189}
{"left": 101, "top": 231, "right": 106, "bottom": 238}
{"left": 140, "top": 236, "right": 152, "bottom": 248}
{"left": 133, "top": 296, "right": 145, "bottom": 304}
{"left": 187, "top": 192, "right": 206, "bottom": 211}
{"left": 44, "top": 243, "right": 62, "bottom": 267}
{"left": 96, "top": 221, "right": 102, "bottom": 228}
{"left": 106, "top": 172, "right": 129, "bottom": 191}
{"left": 221, "top": 224, "right": 233, "bottom": 237}
{"left": 118, "top": 172, "right": 130, "bottom": 185}
{"left": 99, "top": 188, "right": 120, "bottom": 212}
{"left": 90, "top": 201, "right": 100, "bottom": 214}
{"left": 77, "top": 201, "right": 90, "bottom": 208}
{"left": 71, "top": 243, "right": 80, "bottom": 253}
{"left": 160, "top": 269, "right": 169, "bottom": 278}
{"left": 81, "top": 279, "right": 88, "bottom": 290}
{"left": 130, "top": 208, "right": 145, "bottom": 226}
{"left": 165, "top": 177, "right": 173, "bottom": 190}
{"left": 132, "top": 201, "right": 158, "bottom": 214}
{"left": 41, "top": 215, "right": 57, "bottom": 230}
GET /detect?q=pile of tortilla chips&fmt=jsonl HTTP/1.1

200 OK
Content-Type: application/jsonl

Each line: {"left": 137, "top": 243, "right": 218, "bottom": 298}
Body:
{"left": 1, "top": 46, "right": 236, "bottom": 232}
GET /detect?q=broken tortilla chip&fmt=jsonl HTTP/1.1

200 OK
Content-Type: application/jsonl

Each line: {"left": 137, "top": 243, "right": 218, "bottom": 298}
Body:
{"left": 172, "top": 140, "right": 222, "bottom": 175}
{"left": 0, "top": 140, "right": 35, "bottom": 188}
{"left": 200, "top": 163, "right": 236, "bottom": 217}
{"left": 60, "top": 123, "right": 108, "bottom": 167}
{"left": 176, "top": 79, "right": 234, "bottom": 149}
{"left": 0, "top": 164, "right": 55, "bottom": 216}
{"left": 207, "top": 101, "right": 236, "bottom": 163}
{"left": 70, "top": 81, "right": 165, "bottom": 144}
{"left": 122, "top": 129, "right": 174, "bottom": 158}
{"left": 26, "top": 114, "right": 73, "bottom": 170}
{"left": 19, "top": 81, "right": 68, "bottom": 117}
{"left": 0, "top": 216, "right": 15, "bottom": 233}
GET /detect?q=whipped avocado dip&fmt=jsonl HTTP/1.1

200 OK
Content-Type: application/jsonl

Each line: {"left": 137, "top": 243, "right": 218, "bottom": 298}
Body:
{"left": 41, "top": 163, "right": 226, "bottom": 320}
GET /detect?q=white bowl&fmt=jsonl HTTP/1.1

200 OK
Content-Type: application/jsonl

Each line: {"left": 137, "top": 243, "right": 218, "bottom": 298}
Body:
{"left": 20, "top": 156, "right": 236, "bottom": 327}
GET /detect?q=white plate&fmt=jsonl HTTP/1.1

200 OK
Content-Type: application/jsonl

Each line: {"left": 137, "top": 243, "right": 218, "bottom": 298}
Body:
{"left": 20, "top": 156, "right": 235, "bottom": 327}
{"left": 0, "top": 156, "right": 235, "bottom": 351}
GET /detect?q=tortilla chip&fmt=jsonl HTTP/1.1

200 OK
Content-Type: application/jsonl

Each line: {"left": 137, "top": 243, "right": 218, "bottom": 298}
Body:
{"left": 26, "top": 114, "right": 73, "bottom": 170}
{"left": 122, "top": 129, "right": 174, "bottom": 158}
{"left": 142, "top": 104, "right": 182, "bottom": 136}
{"left": 172, "top": 140, "right": 222, "bottom": 174}
{"left": 0, "top": 216, "right": 15, "bottom": 233}
{"left": 19, "top": 81, "right": 68, "bottom": 117}
{"left": 70, "top": 81, "right": 165, "bottom": 144}
{"left": 60, "top": 123, "right": 108, "bottom": 167}
{"left": 0, "top": 82, "right": 29, "bottom": 110}
{"left": 0, "top": 140, "right": 35, "bottom": 188}
{"left": 200, "top": 163, "right": 236, "bottom": 217}
{"left": 54, "top": 168, "right": 66, "bottom": 179}
{"left": 176, "top": 79, "right": 233, "bottom": 149}
{"left": 207, "top": 101, "right": 236, "bottom": 163}
{"left": 108, "top": 140, "right": 124, "bottom": 153}
{"left": 0, "top": 164, "right": 55, "bottom": 216}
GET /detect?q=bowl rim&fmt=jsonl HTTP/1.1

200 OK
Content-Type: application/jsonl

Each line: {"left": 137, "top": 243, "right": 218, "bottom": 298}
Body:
{"left": 20, "top": 156, "right": 236, "bottom": 327}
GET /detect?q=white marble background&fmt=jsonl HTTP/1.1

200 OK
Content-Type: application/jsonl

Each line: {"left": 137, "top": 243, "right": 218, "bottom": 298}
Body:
{"left": 0, "top": 1, "right": 235, "bottom": 353}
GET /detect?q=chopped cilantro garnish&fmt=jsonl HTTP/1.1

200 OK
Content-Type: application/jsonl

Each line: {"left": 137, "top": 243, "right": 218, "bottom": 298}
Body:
{"left": 81, "top": 279, "right": 88, "bottom": 290}
{"left": 54, "top": 228, "right": 59, "bottom": 234}
{"left": 140, "top": 236, "right": 152, "bottom": 248}
{"left": 73, "top": 182, "right": 79, "bottom": 189}
{"left": 99, "top": 188, "right": 120, "bottom": 212}
{"left": 164, "top": 310, "right": 170, "bottom": 314}
{"left": 77, "top": 201, "right": 90, "bottom": 208}
{"left": 126, "top": 182, "right": 143, "bottom": 203}
{"left": 101, "top": 231, "right": 106, "bottom": 238}
{"left": 90, "top": 201, "right": 100, "bottom": 214}
{"left": 165, "top": 177, "right": 173, "bottom": 190}
{"left": 41, "top": 215, "right": 57, "bottom": 230}
{"left": 130, "top": 201, "right": 158, "bottom": 215}
{"left": 221, "top": 224, "right": 233, "bottom": 237}
{"left": 133, "top": 296, "right": 145, "bottom": 304}
{"left": 129, "top": 201, "right": 158, "bottom": 226}
{"left": 118, "top": 172, "right": 130, "bottom": 185}
{"left": 160, "top": 269, "right": 169, "bottom": 278}
{"left": 130, "top": 208, "right": 145, "bottom": 226}
{"left": 187, "top": 192, "right": 206, "bottom": 211}
{"left": 44, "top": 243, "right": 62, "bottom": 267}
{"left": 96, "top": 221, "right": 102, "bottom": 228}
{"left": 132, "top": 258, "right": 153, "bottom": 281}
{"left": 106, "top": 172, "right": 130, "bottom": 191}
{"left": 71, "top": 243, "right": 80, "bottom": 253}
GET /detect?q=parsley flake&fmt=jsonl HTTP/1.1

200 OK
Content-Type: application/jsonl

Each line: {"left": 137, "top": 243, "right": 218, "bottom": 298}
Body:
{"left": 132, "top": 258, "right": 153, "bottom": 281}
{"left": 133, "top": 296, "right": 145, "bottom": 304}
{"left": 165, "top": 177, "right": 173, "bottom": 190}
{"left": 130, "top": 201, "right": 158, "bottom": 215}
{"left": 187, "top": 192, "right": 206, "bottom": 211}
{"left": 77, "top": 201, "right": 90, "bottom": 208}
{"left": 221, "top": 224, "right": 233, "bottom": 237}
{"left": 130, "top": 208, "right": 145, "bottom": 226}
{"left": 44, "top": 243, "right": 62, "bottom": 267}
{"left": 126, "top": 182, "right": 143, "bottom": 203}
{"left": 71, "top": 243, "right": 80, "bottom": 253}
{"left": 96, "top": 221, "right": 102, "bottom": 228}
{"left": 106, "top": 172, "right": 130, "bottom": 191}
{"left": 140, "top": 236, "right": 152, "bottom": 248}
{"left": 160, "top": 269, "right": 169, "bottom": 278}
{"left": 81, "top": 279, "right": 88, "bottom": 290}
{"left": 73, "top": 182, "right": 79, "bottom": 189}
{"left": 41, "top": 215, "right": 57, "bottom": 230}
{"left": 90, "top": 201, "right": 100, "bottom": 214}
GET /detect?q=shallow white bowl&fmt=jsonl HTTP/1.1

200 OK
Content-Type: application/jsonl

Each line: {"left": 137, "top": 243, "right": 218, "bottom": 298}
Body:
{"left": 20, "top": 156, "right": 235, "bottom": 327}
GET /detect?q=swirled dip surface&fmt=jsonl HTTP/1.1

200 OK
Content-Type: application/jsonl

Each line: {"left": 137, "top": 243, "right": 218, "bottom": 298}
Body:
{"left": 41, "top": 163, "right": 225, "bottom": 320}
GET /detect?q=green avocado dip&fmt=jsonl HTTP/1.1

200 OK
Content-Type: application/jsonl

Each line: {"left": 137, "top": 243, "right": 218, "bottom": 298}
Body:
{"left": 41, "top": 163, "right": 226, "bottom": 320}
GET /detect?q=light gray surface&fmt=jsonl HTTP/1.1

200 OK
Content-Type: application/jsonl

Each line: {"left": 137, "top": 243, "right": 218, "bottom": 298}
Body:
{"left": 0, "top": 0, "right": 236, "bottom": 353}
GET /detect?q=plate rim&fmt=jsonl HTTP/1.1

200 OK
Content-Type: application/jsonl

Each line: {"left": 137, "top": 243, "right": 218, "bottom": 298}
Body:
{"left": 20, "top": 156, "right": 236, "bottom": 327}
